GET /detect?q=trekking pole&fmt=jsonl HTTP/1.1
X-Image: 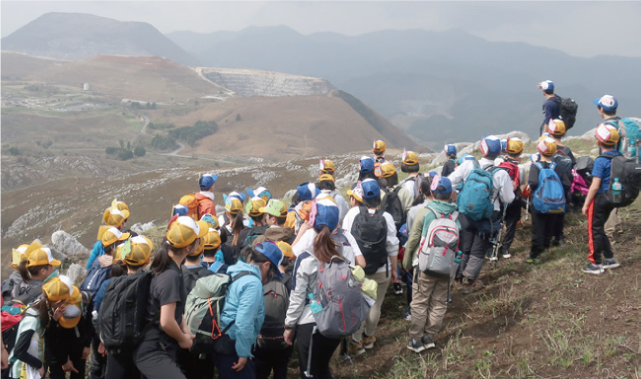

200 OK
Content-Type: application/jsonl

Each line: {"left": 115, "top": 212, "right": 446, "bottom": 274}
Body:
{"left": 304, "top": 326, "right": 318, "bottom": 378}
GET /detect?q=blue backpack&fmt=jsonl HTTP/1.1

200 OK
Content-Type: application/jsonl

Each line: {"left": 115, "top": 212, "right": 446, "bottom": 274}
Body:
{"left": 80, "top": 260, "right": 111, "bottom": 295}
{"left": 608, "top": 118, "right": 641, "bottom": 159}
{"left": 532, "top": 162, "right": 566, "bottom": 214}
{"left": 457, "top": 161, "right": 496, "bottom": 221}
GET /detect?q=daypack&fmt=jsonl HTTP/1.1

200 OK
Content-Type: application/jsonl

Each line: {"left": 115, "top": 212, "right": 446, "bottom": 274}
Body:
{"left": 179, "top": 194, "right": 206, "bottom": 221}
{"left": 532, "top": 162, "right": 566, "bottom": 214}
{"left": 552, "top": 150, "right": 573, "bottom": 183}
{"left": 381, "top": 186, "right": 406, "bottom": 231}
{"left": 551, "top": 96, "right": 579, "bottom": 130}
{"left": 498, "top": 160, "right": 520, "bottom": 187}
{"left": 80, "top": 261, "right": 112, "bottom": 295}
{"left": 607, "top": 117, "right": 641, "bottom": 159}
{"left": 575, "top": 156, "right": 595, "bottom": 186}
{"left": 350, "top": 207, "right": 388, "bottom": 275}
{"left": 1, "top": 301, "right": 28, "bottom": 354}
{"left": 312, "top": 256, "right": 365, "bottom": 339}
{"left": 183, "top": 266, "right": 213, "bottom": 294}
{"left": 457, "top": 162, "right": 496, "bottom": 221}
{"left": 571, "top": 169, "right": 590, "bottom": 196}
{"left": 418, "top": 207, "right": 460, "bottom": 278}
{"left": 97, "top": 271, "right": 153, "bottom": 354}
{"left": 184, "top": 271, "right": 257, "bottom": 356}
{"left": 600, "top": 154, "right": 641, "bottom": 208}
{"left": 243, "top": 225, "right": 269, "bottom": 247}
{"left": 256, "top": 279, "right": 289, "bottom": 351}
{"left": 403, "top": 177, "right": 422, "bottom": 200}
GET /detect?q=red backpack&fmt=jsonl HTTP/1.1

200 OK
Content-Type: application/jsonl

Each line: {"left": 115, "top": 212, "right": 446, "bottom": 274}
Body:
{"left": 498, "top": 160, "right": 520, "bottom": 188}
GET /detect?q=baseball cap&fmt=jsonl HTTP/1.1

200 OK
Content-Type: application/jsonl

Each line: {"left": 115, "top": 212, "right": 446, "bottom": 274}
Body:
{"left": 43, "top": 274, "right": 73, "bottom": 302}
{"left": 320, "top": 159, "right": 335, "bottom": 174}
{"left": 254, "top": 242, "right": 284, "bottom": 278}
{"left": 593, "top": 95, "right": 618, "bottom": 112}
{"left": 319, "top": 173, "right": 335, "bottom": 183}
{"left": 480, "top": 136, "right": 501, "bottom": 157}
{"left": 227, "top": 191, "right": 247, "bottom": 202}
{"left": 373, "top": 140, "right": 386, "bottom": 154}
{"left": 172, "top": 204, "right": 188, "bottom": 217}
{"left": 538, "top": 80, "right": 554, "bottom": 93}
{"left": 11, "top": 244, "right": 29, "bottom": 269}
{"left": 296, "top": 182, "right": 317, "bottom": 201}
{"left": 27, "top": 240, "right": 61, "bottom": 267}
{"left": 548, "top": 119, "right": 566, "bottom": 136}
{"left": 245, "top": 196, "right": 267, "bottom": 217}
{"left": 346, "top": 181, "right": 364, "bottom": 203}
{"left": 203, "top": 228, "right": 222, "bottom": 250}
{"left": 224, "top": 196, "right": 243, "bottom": 215}
{"left": 456, "top": 154, "right": 476, "bottom": 166}
{"left": 537, "top": 137, "right": 557, "bottom": 157}
{"left": 119, "top": 236, "right": 153, "bottom": 266}
{"left": 261, "top": 199, "right": 288, "bottom": 217}
{"left": 101, "top": 227, "right": 131, "bottom": 247}
{"left": 276, "top": 241, "right": 293, "bottom": 259}
{"left": 402, "top": 149, "right": 419, "bottom": 166}
{"left": 199, "top": 174, "right": 218, "bottom": 191}
{"left": 247, "top": 187, "right": 271, "bottom": 203}
{"left": 200, "top": 213, "right": 219, "bottom": 229}
{"left": 430, "top": 175, "right": 453, "bottom": 195}
{"left": 310, "top": 197, "right": 339, "bottom": 232}
{"left": 59, "top": 285, "right": 82, "bottom": 329}
{"left": 166, "top": 216, "right": 209, "bottom": 249}
{"left": 444, "top": 144, "right": 457, "bottom": 156}
{"left": 361, "top": 178, "right": 381, "bottom": 199}
{"left": 595, "top": 123, "right": 620, "bottom": 146}
{"left": 114, "top": 200, "right": 130, "bottom": 219}
{"left": 506, "top": 138, "right": 524, "bottom": 155}
{"left": 102, "top": 208, "right": 126, "bottom": 228}
{"left": 359, "top": 156, "right": 375, "bottom": 174}
{"left": 376, "top": 161, "right": 396, "bottom": 178}
{"left": 500, "top": 139, "right": 508, "bottom": 153}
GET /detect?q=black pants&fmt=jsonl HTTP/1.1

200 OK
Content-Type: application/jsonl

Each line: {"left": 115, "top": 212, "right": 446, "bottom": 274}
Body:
{"left": 530, "top": 211, "right": 560, "bottom": 258}
{"left": 589, "top": 193, "right": 615, "bottom": 264}
{"left": 134, "top": 335, "right": 186, "bottom": 379}
{"left": 89, "top": 335, "right": 106, "bottom": 379}
{"left": 254, "top": 346, "right": 293, "bottom": 379}
{"left": 214, "top": 353, "right": 256, "bottom": 379}
{"left": 48, "top": 341, "right": 86, "bottom": 379}
{"left": 502, "top": 201, "right": 522, "bottom": 252}
{"left": 177, "top": 348, "right": 214, "bottom": 379}
{"left": 105, "top": 352, "right": 140, "bottom": 379}
{"left": 296, "top": 323, "right": 342, "bottom": 379}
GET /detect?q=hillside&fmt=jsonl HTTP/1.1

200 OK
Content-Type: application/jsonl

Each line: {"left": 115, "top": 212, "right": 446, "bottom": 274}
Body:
{"left": 1, "top": 12, "right": 199, "bottom": 66}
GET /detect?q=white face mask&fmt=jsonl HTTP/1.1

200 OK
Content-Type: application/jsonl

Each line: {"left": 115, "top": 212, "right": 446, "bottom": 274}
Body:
{"left": 63, "top": 304, "right": 81, "bottom": 319}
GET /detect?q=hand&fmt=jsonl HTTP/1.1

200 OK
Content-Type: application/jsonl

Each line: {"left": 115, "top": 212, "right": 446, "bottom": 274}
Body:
{"left": 98, "top": 343, "right": 107, "bottom": 356}
{"left": 299, "top": 221, "right": 312, "bottom": 234}
{"left": 81, "top": 346, "right": 90, "bottom": 360}
{"left": 37, "top": 367, "right": 45, "bottom": 378}
{"left": 231, "top": 357, "right": 248, "bottom": 372}
{"left": 283, "top": 328, "right": 294, "bottom": 346}
{"left": 62, "top": 359, "right": 79, "bottom": 374}
{"left": 178, "top": 333, "right": 195, "bottom": 350}
{"left": 391, "top": 268, "right": 399, "bottom": 283}
{"left": 53, "top": 305, "right": 66, "bottom": 321}
{"left": 1, "top": 346, "right": 8, "bottom": 370}
{"left": 582, "top": 204, "right": 589, "bottom": 216}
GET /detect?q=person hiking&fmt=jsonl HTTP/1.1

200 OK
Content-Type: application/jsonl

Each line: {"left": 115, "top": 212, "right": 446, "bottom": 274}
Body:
{"left": 220, "top": 194, "right": 248, "bottom": 264}
{"left": 133, "top": 216, "right": 206, "bottom": 379}
{"left": 5, "top": 241, "right": 59, "bottom": 307}
{"left": 195, "top": 174, "right": 218, "bottom": 218}
{"left": 373, "top": 140, "right": 386, "bottom": 163}
{"left": 317, "top": 174, "right": 349, "bottom": 224}
{"left": 449, "top": 136, "right": 515, "bottom": 294}
{"left": 200, "top": 229, "right": 223, "bottom": 270}
{"left": 399, "top": 150, "right": 422, "bottom": 200}
{"left": 441, "top": 145, "right": 457, "bottom": 178}
{"left": 342, "top": 179, "right": 399, "bottom": 356}
{"left": 358, "top": 156, "right": 377, "bottom": 183}
{"left": 378, "top": 162, "right": 414, "bottom": 216}
{"left": 581, "top": 124, "right": 622, "bottom": 274}
{"left": 494, "top": 138, "right": 525, "bottom": 259}
{"left": 86, "top": 208, "right": 127, "bottom": 269}
{"left": 286, "top": 183, "right": 317, "bottom": 234}
{"left": 537, "top": 80, "right": 560, "bottom": 135}
{"left": 254, "top": 199, "right": 295, "bottom": 245}
{"left": 239, "top": 197, "right": 269, "bottom": 247}
{"left": 549, "top": 119, "right": 576, "bottom": 245}
{"left": 404, "top": 175, "right": 460, "bottom": 352}
{"left": 2, "top": 244, "right": 29, "bottom": 303}
{"left": 319, "top": 159, "right": 335, "bottom": 175}
{"left": 218, "top": 192, "right": 247, "bottom": 231}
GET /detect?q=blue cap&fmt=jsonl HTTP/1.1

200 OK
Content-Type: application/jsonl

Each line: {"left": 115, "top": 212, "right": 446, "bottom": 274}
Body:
{"left": 593, "top": 95, "right": 618, "bottom": 112}
{"left": 430, "top": 175, "right": 453, "bottom": 195}
{"left": 539, "top": 80, "right": 554, "bottom": 93}
{"left": 444, "top": 144, "right": 457, "bottom": 156}
{"left": 456, "top": 154, "right": 476, "bottom": 166}
{"left": 296, "top": 182, "right": 317, "bottom": 201}
{"left": 360, "top": 156, "right": 375, "bottom": 174}
{"left": 361, "top": 179, "right": 380, "bottom": 199}
{"left": 199, "top": 174, "right": 218, "bottom": 190}
{"left": 247, "top": 187, "right": 271, "bottom": 202}
{"left": 480, "top": 136, "right": 501, "bottom": 157}
{"left": 312, "top": 197, "right": 339, "bottom": 232}
{"left": 172, "top": 204, "right": 188, "bottom": 217}
{"left": 500, "top": 139, "right": 508, "bottom": 154}
{"left": 255, "top": 242, "right": 284, "bottom": 278}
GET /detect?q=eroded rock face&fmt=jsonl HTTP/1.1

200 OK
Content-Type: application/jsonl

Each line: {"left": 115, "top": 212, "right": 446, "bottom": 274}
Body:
{"left": 130, "top": 222, "right": 156, "bottom": 235}
{"left": 66, "top": 263, "right": 88, "bottom": 285}
{"left": 50, "top": 230, "right": 89, "bottom": 258}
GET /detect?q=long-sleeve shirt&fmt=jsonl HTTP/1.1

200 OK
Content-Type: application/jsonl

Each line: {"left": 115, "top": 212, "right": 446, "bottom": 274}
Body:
{"left": 9, "top": 308, "right": 44, "bottom": 377}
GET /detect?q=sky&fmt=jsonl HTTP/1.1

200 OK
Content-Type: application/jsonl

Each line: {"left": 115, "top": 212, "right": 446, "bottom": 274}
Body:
{"left": 2, "top": 1, "right": 641, "bottom": 58}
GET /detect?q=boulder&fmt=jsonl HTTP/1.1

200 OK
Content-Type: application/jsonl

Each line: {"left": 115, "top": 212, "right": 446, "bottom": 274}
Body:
{"left": 66, "top": 263, "right": 87, "bottom": 285}
{"left": 130, "top": 221, "right": 156, "bottom": 235}
{"left": 50, "top": 230, "right": 89, "bottom": 258}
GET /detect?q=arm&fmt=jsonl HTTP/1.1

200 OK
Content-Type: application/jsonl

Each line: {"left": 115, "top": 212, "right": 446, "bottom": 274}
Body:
{"left": 232, "top": 279, "right": 264, "bottom": 358}
{"left": 159, "top": 303, "right": 192, "bottom": 349}
{"left": 403, "top": 209, "right": 426, "bottom": 271}
{"left": 285, "top": 257, "right": 312, "bottom": 328}
{"left": 86, "top": 241, "right": 103, "bottom": 269}
{"left": 582, "top": 178, "right": 601, "bottom": 216}
{"left": 399, "top": 188, "right": 413, "bottom": 213}
{"left": 498, "top": 172, "right": 515, "bottom": 205}
{"left": 343, "top": 231, "right": 366, "bottom": 269}
{"left": 384, "top": 213, "right": 399, "bottom": 282}
{"left": 13, "top": 329, "right": 42, "bottom": 369}
{"left": 528, "top": 164, "right": 540, "bottom": 193}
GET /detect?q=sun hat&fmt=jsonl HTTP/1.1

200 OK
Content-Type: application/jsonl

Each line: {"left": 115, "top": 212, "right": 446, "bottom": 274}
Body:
{"left": 537, "top": 137, "right": 557, "bottom": 157}
{"left": 260, "top": 199, "right": 288, "bottom": 217}
{"left": 320, "top": 159, "right": 335, "bottom": 174}
{"left": 203, "top": 228, "right": 222, "bottom": 250}
{"left": 11, "top": 244, "right": 30, "bottom": 269}
{"left": 245, "top": 196, "right": 267, "bottom": 217}
{"left": 402, "top": 149, "right": 419, "bottom": 166}
{"left": 595, "top": 123, "right": 620, "bottom": 146}
{"left": 593, "top": 95, "right": 618, "bottom": 112}
{"left": 254, "top": 242, "right": 284, "bottom": 279}
{"left": 59, "top": 285, "right": 82, "bottom": 329}
{"left": 101, "top": 227, "right": 131, "bottom": 247}
{"left": 548, "top": 119, "right": 566, "bottom": 137}
{"left": 456, "top": 154, "right": 476, "bottom": 166}
{"left": 319, "top": 174, "right": 335, "bottom": 183}
{"left": 296, "top": 182, "right": 317, "bottom": 201}
{"left": 361, "top": 178, "right": 381, "bottom": 199}
{"left": 430, "top": 175, "right": 453, "bottom": 195}
{"left": 376, "top": 161, "right": 396, "bottom": 178}
{"left": 199, "top": 174, "right": 218, "bottom": 191}
{"left": 247, "top": 187, "right": 271, "bottom": 203}
{"left": 480, "top": 136, "right": 502, "bottom": 157}
{"left": 373, "top": 140, "right": 386, "bottom": 154}
{"left": 172, "top": 204, "right": 188, "bottom": 217}
{"left": 102, "top": 208, "right": 126, "bottom": 228}
{"left": 224, "top": 196, "right": 243, "bottom": 215}
{"left": 166, "top": 216, "right": 208, "bottom": 249}
{"left": 42, "top": 274, "right": 73, "bottom": 302}
{"left": 444, "top": 144, "right": 457, "bottom": 156}
{"left": 227, "top": 191, "right": 247, "bottom": 202}
{"left": 506, "top": 138, "right": 525, "bottom": 155}
{"left": 114, "top": 200, "right": 130, "bottom": 219}
{"left": 359, "top": 156, "right": 375, "bottom": 174}
{"left": 346, "top": 181, "right": 364, "bottom": 203}
{"left": 119, "top": 236, "right": 153, "bottom": 266}
{"left": 26, "top": 240, "right": 61, "bottom": 267}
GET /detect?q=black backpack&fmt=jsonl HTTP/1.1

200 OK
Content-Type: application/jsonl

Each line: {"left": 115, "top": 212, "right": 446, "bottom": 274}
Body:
{"left": 552, "top": 150, "right": 573, "bottom": 183}
{"left": 182, "top": 266, "right": 213, "bottom": 294}
{"left": 97, "top": 270, "right": 153, "bottom": 354}
{"left": 600, "top": 154, "right": 641, "bottom": 207}
{"left": 575, "top": 156, "right": 595, "bottom": 186}
{"left": 244, "top": 225, "right": 269, "bottom": 247}
{"left": 256, "top": 278, "right": 290, "bottom": 351}
{"left": 351, "top": 206, "right": 388, "bottom": 275}
{"left": 551, "top": 96, "right": 579, "bottom": 130}
{"left": 381, "top": 186, "right": 406, "bottom": 231}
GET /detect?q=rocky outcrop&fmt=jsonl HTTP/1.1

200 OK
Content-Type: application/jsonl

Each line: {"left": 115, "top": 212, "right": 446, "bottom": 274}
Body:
{"left": 66, "top": 263, "right": 87, "bottom": 285}
{"left": 50, "top": 230, "right": 90, "bottom": 258}
{"left": 431, "top": 131, "right": 531, "bottom": 165}
{"left": 130, "top": 221, "right": 156, "bottom": 235}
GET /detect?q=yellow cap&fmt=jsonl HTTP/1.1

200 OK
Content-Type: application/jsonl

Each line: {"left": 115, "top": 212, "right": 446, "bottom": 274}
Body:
{"left": 119, "top": 236, "right": 153, "bottom": 266}
{"left": 373, "top": 140, "right": 386, "bottom": 154}
{"left": 376, "top": 161, "right": 396, "bottom": 178}
{"left": 320, "top": 159, "right": 335, "bottom": 174}
{"left": 595, "top": 123, "right": 620, "bottom": 146}
{"left": 319, "top": 174, "right": 335, "bottom": 183}
{"left": 43, "top": 274, "right": 73, "bottom": 302}
{"left": 189, "top": 237, "right": 206, "bottom": 257}
{"left": 200, "top": 214, "right": 219, "bottom": 229}
{"left": 548, "top": 119, "right": 566, "bottom": 137}
{"left": 537, "top": 137, "right": 558, "bottom": 157}
{"left": 166, "top": 216, "right": 209, "bottom": 249}
{"left": 506, "top": 138, "right": 524, "bottom": 155}
{"left": 102, "top": 208, "right": 126, "bottom": 228}
{"left": 27, "top": 239, "right": 61, "bottom": 267}
{"left": 115, "top": 200, "right": 130, "bottom": 219}
{"left": 101, "top": 227, "right": 131, "bottom": 247}
{"left": 402, "top": 150, "right": 419, "bottom": 165}
{"left": 59, "top": 285, "right": 82, "bottom": 329}
{"left": 225, "top": 197, "right": 243, "bottom": 215}
{"left": 245, "top": 197, "right": 267, "bottom": 217}
{"left": 12, "top": 244, "right": 30, "bottom": 269}
{"left": 203, "top": 229, "right": 222, "bottom": 250}
{"left": 276, "top": 241, "right": 293, "bottom": 258}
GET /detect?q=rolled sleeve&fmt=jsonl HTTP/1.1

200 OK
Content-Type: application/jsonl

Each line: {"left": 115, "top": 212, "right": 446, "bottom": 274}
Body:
{"left": 383, "top": 213, "right": 399, "bottom": 256}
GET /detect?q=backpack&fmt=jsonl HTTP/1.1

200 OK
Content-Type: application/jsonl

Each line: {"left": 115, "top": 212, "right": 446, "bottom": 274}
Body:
{"left": 608, "top": 117, "right": 641, "bottom": 159}
{"left": 80, "top": 261, "right": 112, "bottom": 295}
{"left": 575, "top": 156, "right": 595, "bottom": 186}
{"left": 183, "top": 271, "right": 257, "bottom": 356}
{"left": 183, "top": 266, "right": 213, "bottom": 294}
{"left": 244, "top": 225, "right": 269, "bottom": 247}
{"left": 312, "top": 256, "right": 366, "bottom": 339}
{"left": 571, "top": 169, "right": 590, "bottom": 196}
{"left": 350, "top": 207, "right": 388, "bottom": 275}
{"left": 418, "top": 206, "right": 460, "bottom": 278}
{"left": 552, "top": 150, "right": 573, "bottom": 182}
{"left": 457, "top": 162, "right": 496, "bottom": 221}
{"left": 551, "top": 96, "right": 579, "bottom": 130}
{"left": 600, "top": 154, "right": 641, "bottom": 208}
{"left": 381, "top": 186, "right": 406, "bottom": 231}
{"left": 179, "top": 194, "right": 205, "bottom": 221}
{"left": 532, "top": 162, "right": 566, "bottom": 214}
{"left": 97, "top": 271, "right": 153, "bottom": 354}
{"left": 256, "top": 279, "right": 289, "bottom": 351}
{"left": 498, "top": 160, "right": 520, "bottom": 187}
{"left": 403, "top": 177, "right": 422, "bottom": 201}
{"left": 1, "top": 301, "right": 28, "bottom": 354}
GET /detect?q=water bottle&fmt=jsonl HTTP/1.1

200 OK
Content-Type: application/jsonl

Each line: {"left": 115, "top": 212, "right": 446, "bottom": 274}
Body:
{"left": 612, "top": 178, "right": 622, "bottom": 204}
{"left": 308, "top": 293, "right": 323, "bottom": 314}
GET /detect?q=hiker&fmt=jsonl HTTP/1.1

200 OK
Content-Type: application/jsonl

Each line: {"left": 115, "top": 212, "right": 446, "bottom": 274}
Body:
{"left": 254, "top": 199, "right": 295, "bottom": 245}
{"left": 404, "top": 175, "right": 460, "bottom": 352}
{"left": 358, "top": 156, "right": 377, "bottom": 182}
{"left": 196, "top": 174, "right": 218, "bottom": 217}
{"left": 441, "top": 145, "right": 457, "bottom": 177}
{"left": 537, "top": 80, "right": 560, "bottom": 135}
{"left": 320, "top": 159, "right": 335, "bottom": 175}
{"left": 378, "top": 162, "right": 414, "bottom": 216}
{"left": 247, "top": 187, "right": 272, "bottom": 204}
{"left": 133, "top": 216, "right": 207, "bottom": 379}
{"left": 5, "top": 241, "right": 58, "bottom": 306}
{"left": 219, "top": 192, "right": 247, "bottom": 231}
{"left": 8, "top": 274, "right": 73, "bottom": 379}
{"left": 342, "top": 179, "right": 399, "bottom": 356}
{"left": 524, "top": 137, "right": 571, "bottom": 264}
{"left": 495, "top": 138, "right": 525, "bottom": 259}
{"left": 276, "top": 241, "right": 296, "bottom": 290}
{"left": 200, "top": 229, "right": 223, "bottom": 271}
{"left": 239, "top": 197, "right": 268, "bottom": 247}
{"left": 399, "top": 150, "right": 422, "bottom": 199}
{"left": 2, "top": 244, "right": 29, "bottom": 303}
{"left": 286, "top": 183, "right": 317, "bottom": 234}
{"left": 86, "top": 208, "right": 127, "bottom": 269}
{"left": 581, "top": 124, "right": 622, "bottom": 274}
{"left": 373, "top": 140, "right": 386, "bottom": 163}
{"left": 448, "top": 136, "right": 515, "bottom": 294}
{"left": 317, "top": 174, "right": 349, "bottom": 224}
{"left": 216, "top": 242, "right": 283, "bottom": 379}
{"left": 549, "top": 119, "right": 576, "bottom": 245}
{"left": 220, "top": 194, "right": 248, "bottom": 263}
{"left": 286, "top": 198, "right": 346, "bottom": 379}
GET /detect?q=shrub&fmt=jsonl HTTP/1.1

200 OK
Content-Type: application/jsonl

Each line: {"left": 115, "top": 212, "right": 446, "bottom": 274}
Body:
{"left": 169, "top": 120, "right": 218, "bottom": 147}
{"left": 134, "top": 146, "right": 146, "bottom": 157}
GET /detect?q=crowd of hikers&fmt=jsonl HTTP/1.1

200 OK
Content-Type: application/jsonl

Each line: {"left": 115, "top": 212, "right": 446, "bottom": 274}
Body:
{"left": 2, "top": 85, "right": 640, "bottom": 379}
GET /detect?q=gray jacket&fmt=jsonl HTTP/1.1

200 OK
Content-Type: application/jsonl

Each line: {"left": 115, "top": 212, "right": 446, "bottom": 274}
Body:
{"left": 284, "top": 251, "right": 318, "bottom": 328}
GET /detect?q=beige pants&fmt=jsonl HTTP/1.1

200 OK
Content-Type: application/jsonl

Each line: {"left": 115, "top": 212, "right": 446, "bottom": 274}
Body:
{"left": 605, "top": 208, "right": 622, "bottom": 236}
{"left": 353, "top": 271, "right": 391, "bottom": 342}
{"left": 408, "top": 270, "right": 449, "bottom": 339}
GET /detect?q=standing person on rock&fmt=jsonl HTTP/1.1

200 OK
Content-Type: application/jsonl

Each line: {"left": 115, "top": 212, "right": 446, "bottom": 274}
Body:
{"left": 441, "top": 145, "right": 457, "bottom": 178}
{"left": 537, "top": 80, "right": 560, "bottom": 136}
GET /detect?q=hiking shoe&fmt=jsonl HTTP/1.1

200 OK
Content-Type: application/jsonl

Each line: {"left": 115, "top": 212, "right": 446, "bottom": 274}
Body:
{"left": 582, "top": 263, "right": 605, "bottom": 275}
{"left": 393, "top": 282, "right": 403, "bottom": 295}
{"left": 459, "top": 278, "right": 483, "bottom": 295}
{"left": 407, "top": 338, "right": 425, "bottom": 353}
{"left": 446, "top": 294, "right": 452, "bottom": 303}
{"left": 421, "top": 334, "right": 436, "bottom": 350}
{"left": 348, "top": 340, "right": 365, "bottom": 357}
{"left": 523, "top": 256, "right": 541, "bottom": 265}
{"left": 362, "top": 335, "right": 376, "bottom": 349}
{"left": 551, "top": 238, "right": 567, "bottom": 247}
{"left": 403, "top": 312, "right": 412, "bottom": 321}
{"left": 601, "top": 258, "right": 621, "bottom": 270}
{"left": 500, "top": 247, "right": 512, "bottom": 259}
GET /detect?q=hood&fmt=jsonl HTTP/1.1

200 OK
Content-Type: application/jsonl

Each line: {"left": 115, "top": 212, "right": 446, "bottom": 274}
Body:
{"left": 428, "top": 200, "right": 458, "bottom": 215}
{"left": 264, "top": 226, "right": 293, "bottom": 242}
{"left": 97, "top": 254, "right": 114, "bottom": 267}
{"left": 226, "top": 260, "right": 262, "bottom": 280}
{"left": 195, "top": 192, "right": 214, "bottom": 201}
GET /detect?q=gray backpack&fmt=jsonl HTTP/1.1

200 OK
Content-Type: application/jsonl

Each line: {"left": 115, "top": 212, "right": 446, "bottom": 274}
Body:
{"left": 312, "top": 256, "right": 366, "bottom": 339}
{"left": 418, "top": 206, "right": 460, "bottom": 278}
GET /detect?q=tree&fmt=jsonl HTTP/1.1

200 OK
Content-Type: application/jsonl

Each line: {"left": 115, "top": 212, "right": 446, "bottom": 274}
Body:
{"left": 134, "top": 146, "right": 146, "bottom": 157}
{"left": 126, "top": 141, "right": 131, "bottom": 150}
{"left": 119, "top": 139, "right": 124, "bottom": 149}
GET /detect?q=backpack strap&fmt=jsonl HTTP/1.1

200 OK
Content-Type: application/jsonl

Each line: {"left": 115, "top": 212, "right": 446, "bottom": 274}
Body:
{"left": 426, "top": 205, "right": 442, "bottom": 219}
{"left": 549, "top": 162, "right": 556, "bottom": 171}
{"left": 533, "top": 161, "right": 544, "bottom": 171}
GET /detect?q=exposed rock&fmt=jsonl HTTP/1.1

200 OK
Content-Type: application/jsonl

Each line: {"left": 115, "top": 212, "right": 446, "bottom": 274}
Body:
{"left": 591, "top": 148, "right": 600, "bottom": 155}
{"left": 66, "top": 263, "right": 87, "bottom": 285}
{"left": 583, "top": 128, "right": 597, "bottom": 139}
{"left": 50, "top": 230, "right": 89, "bottom": 258}
{"left": 431, "top": 142, "right": 474, "bottom": 165}
{"left": 130, "top": 221, "right": 156, "bottom": 235}
{"left": 48, "top": 246, "right": 67, "bottom": 263}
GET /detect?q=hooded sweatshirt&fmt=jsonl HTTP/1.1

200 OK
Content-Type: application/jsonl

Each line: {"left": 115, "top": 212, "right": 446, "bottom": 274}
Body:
{"left": 403, "top": 200, "right": 460, "bottom": 271}
{"left": 219, "top": 261, "right": 265, "bottom": 358}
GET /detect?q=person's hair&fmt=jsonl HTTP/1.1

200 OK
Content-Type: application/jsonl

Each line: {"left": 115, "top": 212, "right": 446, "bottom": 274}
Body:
{"left": 31, "top": 297, "right": 51, "bottom": 328}
{"left": 598, "top": 141, "right": 616, "bottom": 150}
{"left": 358, "top": 171, "right": 377, "bottom": 182}
{"left": 243, "top": 246, "right": 277, "bottom": 278}
{"left": 448, "top": 153, "right": 457, "bottom": 159}
{"left": 317, "top": 180, "right": 335, "bottom": 191}
{"left": 483, "top": 154, "right": 498, "bottom": 160}
{"left": 291, "top": 193, "right": 302, "bottom": 206}
{"left": 103, "top": 243, "right": 115, "bottom": 256}
{"left": 507, "top": 152, "right": 521, "bottom": 159}
{"left": 411, "top": 176, "right": 433, "bottom": 206}
{"left": 432, "top": 190, "right": 451, "bottom": 201}
{"left": 150, "top": 237, "right": 196, "bottom": 274}
{"left": 313, "top": 226, "right": 342, "bottom": 264}
{"left": 18, "top": 261, "right": 50, "bottom": 282}
{"left": 203, "top": 248, "right": 218, "bottom": 258}
{"left": 363, "top": 195, "right": 381, "bottom": 209}
{"left": 219, "top": 227, "right": 228, "bottom": 245}
{"left": 230, "top": 211, "right": 245, "bottom": 246}
{"left": 110, "top": 263, "right": 127, "bottom": 277}
{"left": 275, "top": 215, "right": 287, "bottom": 225}
{"left": 601, "top": 107, "right": 617, "bottom": 117}
{"left": 380, "top": 172, "right": 399, "bottom": 188}
{"left": 544, "top": 89, "right": 554, "bottom": 95}
{"left": 222, "top": 246, "right": 239, "bottom": 266}
{"left": 185, "top": 252, "right": 202, "bottom": 263}
{"left": 401, "top": 163, "right": 419, "bottom": 173}
{"left": 250, "top": 215, "right": 264, "bottom": 224}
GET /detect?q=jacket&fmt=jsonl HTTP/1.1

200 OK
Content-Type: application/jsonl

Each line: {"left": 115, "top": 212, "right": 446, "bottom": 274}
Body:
{"left": 254, "top": 225, "right": 295, "bottom": 246}
{"left": 9, "top": 307, "right": 44, "bottom": 378}
{"left": 86, "top": 240, "right": 105, "bottom": 269}
{"left": 285, "top": 250, "right": 318, "bottom": 328}
{"left": 220, "top": 261, "right": 265, "bottom": 358}
{"left": 2, "top": 271, "right": 43, "bottom": 306}
{"left": 403, "top": 200, "right": 460, "bottom": 271}
{"left": 195, "top": 192, "right": 216, "bottom": 218}
{"left": 448, "top": 157, "right": 515, "bottom": 211}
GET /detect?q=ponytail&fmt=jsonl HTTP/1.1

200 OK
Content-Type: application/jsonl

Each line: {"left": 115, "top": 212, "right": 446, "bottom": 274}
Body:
{"left": 230, "top": 211, "right": 244, "bottom": 246}
{"left": 411, "top": 176, "right": 433, "bottom": 206}
{"left": 313, "top": 226, "right": 341, "bottom": 263}
{"left": 149, "top": 238, "right": 173, "bottom": 274}
{"left": 18, "top": 260, "right": 30, "bottom": 282}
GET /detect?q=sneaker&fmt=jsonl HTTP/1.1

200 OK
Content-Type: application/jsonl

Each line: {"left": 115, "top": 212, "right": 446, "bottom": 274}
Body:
{"left": 500, "top": 248, "right": 512, "bottom": 259}
{"left": 403, "top": 312, "right": 412, "bottom": 321}
{"left": 362, "top": 335, "right": 376, "bottom": 350}
{"left": 446, "top": 294, "right": 452, "bottom": 303}
{"left": 407, "top": 338, "right": 425, "bottom": 353}
{"left": 459, "top": 278, "right": 483, "bottom": 295}
{"left": 348, "top": 340, "right": 365, "bottom": 357}
{"left": 523, "top": 256, "right": 541, "bottom": 265}
{"left": 582, "top": 263, "right": 605, "bottom": 275}
{"left": 421, "top": 334, "right": 436, "bottom": 349}
{"left": 393, "top": 282, "right": 403, "bottom": 295}
{"left": 601, "top": 258, "right": 621, "bottom": 270}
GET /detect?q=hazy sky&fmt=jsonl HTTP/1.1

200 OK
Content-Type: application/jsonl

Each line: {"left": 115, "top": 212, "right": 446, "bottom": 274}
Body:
{"left": 3, "top": 1, "right": 641, "bottom": 58}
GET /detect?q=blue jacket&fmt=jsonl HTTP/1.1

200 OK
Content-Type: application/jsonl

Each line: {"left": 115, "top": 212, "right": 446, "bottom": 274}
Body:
{"left": 220, "top": 261, "right": 265, "bottom": 358}
{"left": 86, "top": 240, "right": 105, "bottom": 269}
